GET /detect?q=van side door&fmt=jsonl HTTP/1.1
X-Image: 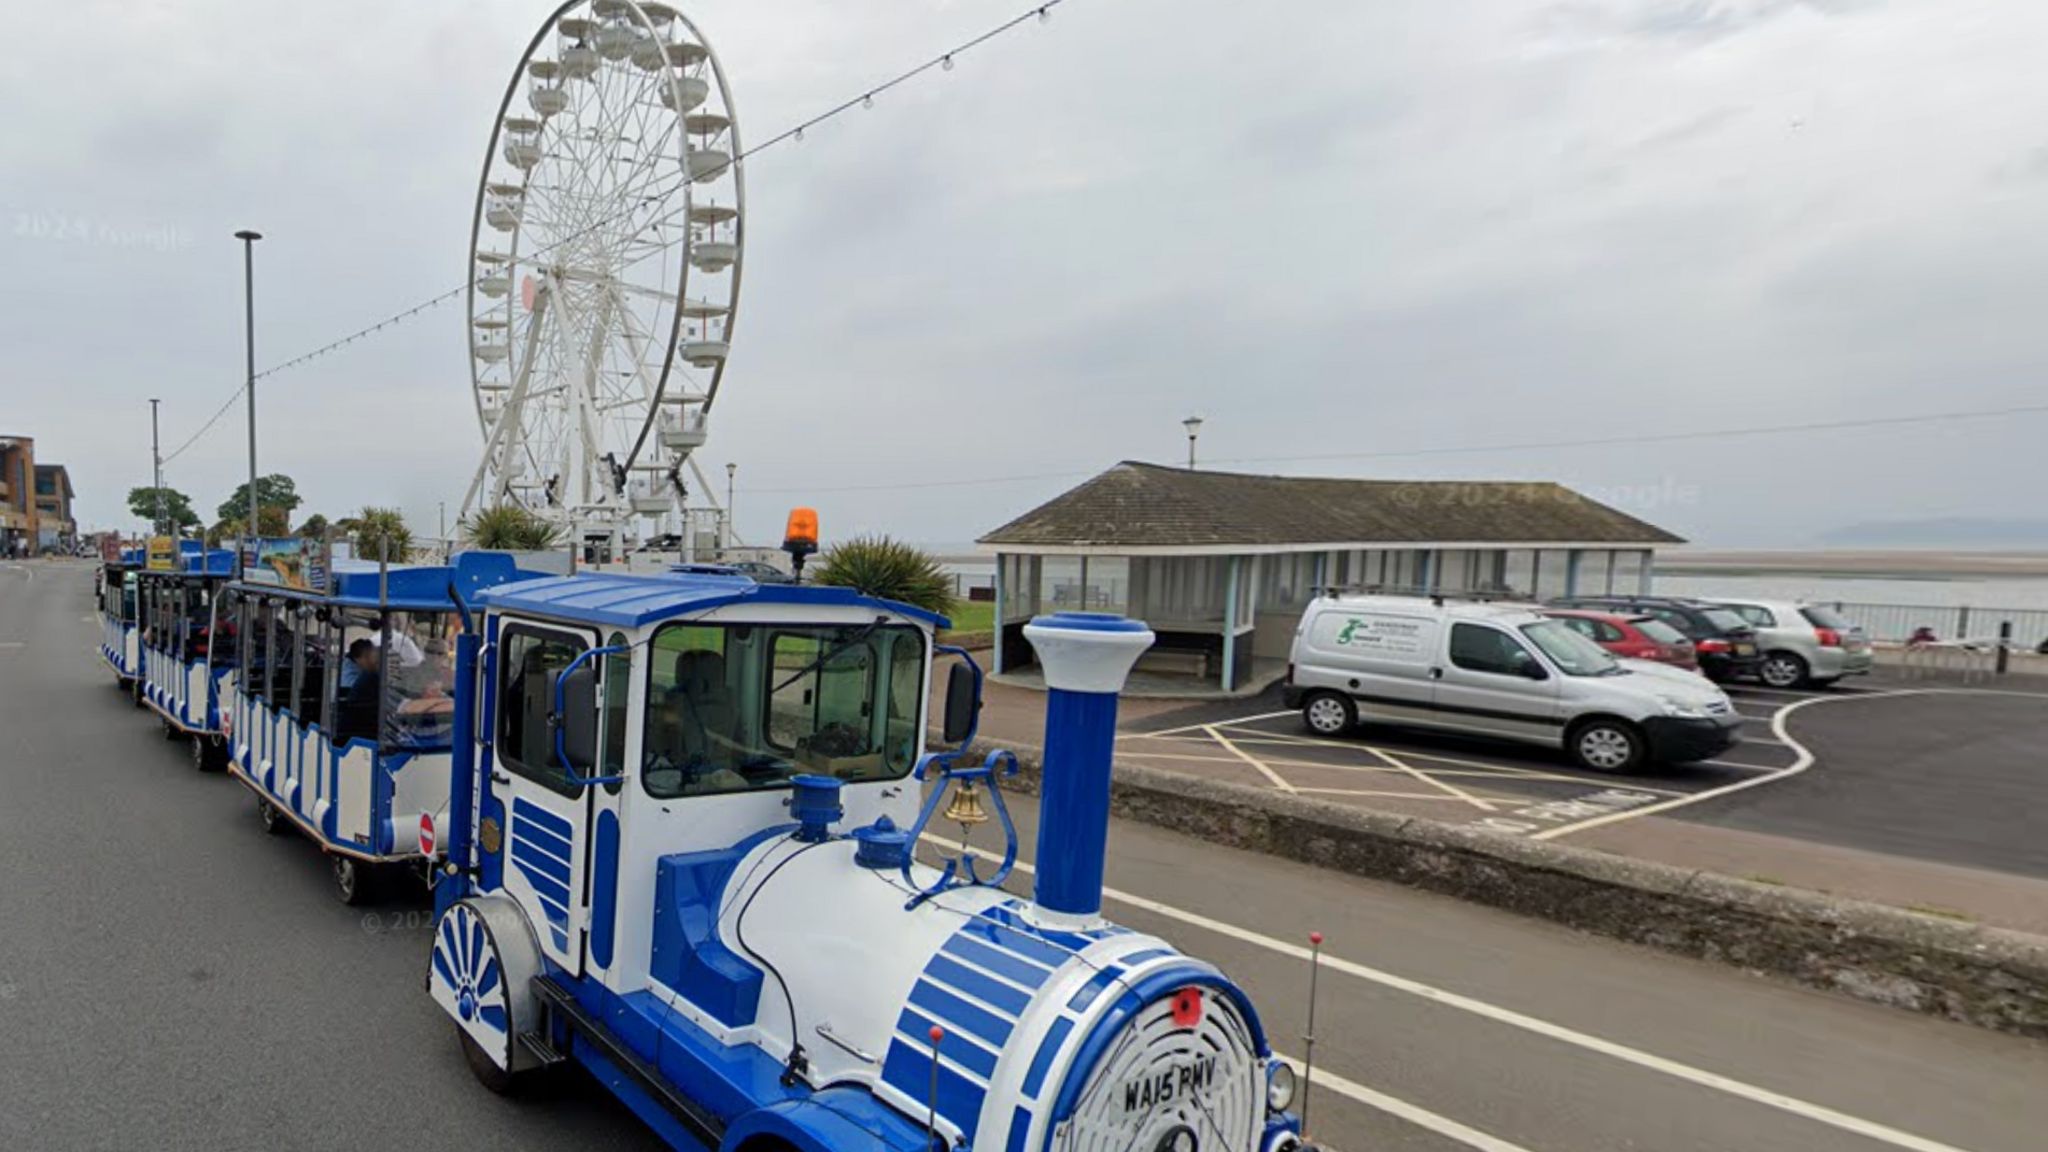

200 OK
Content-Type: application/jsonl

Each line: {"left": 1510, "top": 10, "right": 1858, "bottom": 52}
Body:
{"left": 1304, "top": 608, "right": 1441, "bottom": 726}
{"left": 1433, "top": 622, "right": 1564, "bottom": 742}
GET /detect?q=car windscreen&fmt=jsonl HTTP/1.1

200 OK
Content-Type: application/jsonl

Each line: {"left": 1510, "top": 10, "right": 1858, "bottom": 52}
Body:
{"left": 1799, "top": 605, "right": 1853, "bottom": 630}
{"left": 1634, "top": 618, "right": 1688, "bottom": 645}
{"left": 1519, "top": 619, "right": 1620, "bottom": 676}
{"left": 1701, "top": 608, "right": 1751, "bottom": 633}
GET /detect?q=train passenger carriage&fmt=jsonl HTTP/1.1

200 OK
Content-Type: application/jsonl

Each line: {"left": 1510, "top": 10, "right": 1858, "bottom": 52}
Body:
{"left": 96, "top": 546, "right": 144, "bottom": 688}
{"left": 219, "top": 552, "right": 540, "bottom": 904}
{"left": 133, "top": 547, "right": 237, "bottom": 767}
{"left": 425, "top": 567, "right": 1314, "bottom": 1152}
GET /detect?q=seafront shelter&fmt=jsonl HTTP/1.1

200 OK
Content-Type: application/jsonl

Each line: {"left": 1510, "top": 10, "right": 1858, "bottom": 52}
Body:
{"left": 978, "top": 461, "right": 1684, "bottom": 693}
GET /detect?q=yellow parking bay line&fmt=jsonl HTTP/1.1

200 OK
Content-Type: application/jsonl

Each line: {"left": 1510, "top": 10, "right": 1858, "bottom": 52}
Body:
{"left": 1203, "top": 723, "right": 1299, "bottom": 793}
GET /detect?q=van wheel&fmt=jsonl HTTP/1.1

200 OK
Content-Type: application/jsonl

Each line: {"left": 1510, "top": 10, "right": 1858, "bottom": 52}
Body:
{"left": 1758, "top": 652, "right": 1809, "bottom": 689}
{"left": 1302, "top": 692, "right": 1356, "bottom": 737}
{"left": 1570, "top": 719, "right": 1645, "bottom": 774}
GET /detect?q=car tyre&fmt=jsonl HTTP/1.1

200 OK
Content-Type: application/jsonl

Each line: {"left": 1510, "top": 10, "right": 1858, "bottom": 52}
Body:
{"left": 1758, "top": 652, "right": 1809, "bottom": 689}
{"left": 1569, "top": 718, "right": 1645, "bottom": 774}
{"left": 1301, "top": 692, "right": 1357, "bottom": 737}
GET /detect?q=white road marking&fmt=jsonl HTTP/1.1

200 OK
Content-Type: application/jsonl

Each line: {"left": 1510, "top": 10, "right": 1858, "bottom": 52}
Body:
{"left": 1697, "top": 758, "right": 1787, "bottom": 773}
{"left": 1531, "top": 692, "right": 1921, "bottom": 841}
{"left": 923, "top": 832, "right": 1974, "bottom": 1152}
{"left": 1275, "top": 1052, "right": 1533, "bottom": 1152}
{"left": 0, "top": 564, "right": 31, "bottom": 583}
{"left": 1204, "top": 724, "right": 1298, "bottom": 793}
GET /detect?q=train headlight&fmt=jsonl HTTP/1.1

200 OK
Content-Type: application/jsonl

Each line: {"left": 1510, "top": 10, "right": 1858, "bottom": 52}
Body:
{"left": 1266, "top": 1059, "right": 1298, "bottom": 1112}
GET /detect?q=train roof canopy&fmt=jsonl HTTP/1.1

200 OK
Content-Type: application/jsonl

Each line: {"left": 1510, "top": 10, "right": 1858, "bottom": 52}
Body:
{"left": 474, "top": 570, "right": 949, "bottom": 630}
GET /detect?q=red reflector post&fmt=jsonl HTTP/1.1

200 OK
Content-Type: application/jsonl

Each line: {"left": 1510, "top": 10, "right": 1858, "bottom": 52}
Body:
{"left": 1171, "top": 987, "right": 1204, "bottom": 1029}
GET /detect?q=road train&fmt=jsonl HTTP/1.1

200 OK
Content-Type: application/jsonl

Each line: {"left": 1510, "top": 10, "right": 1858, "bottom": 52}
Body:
{"left": 97, "top": 541, "right": 1318, "bottom": 1151}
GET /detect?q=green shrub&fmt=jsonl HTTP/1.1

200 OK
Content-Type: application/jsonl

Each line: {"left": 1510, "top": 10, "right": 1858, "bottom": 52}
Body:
{"left": 810, "top": 535, "right": 954, "bottom": 617}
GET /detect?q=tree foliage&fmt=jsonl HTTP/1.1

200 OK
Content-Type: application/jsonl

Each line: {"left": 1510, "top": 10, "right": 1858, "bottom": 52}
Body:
{"left": 463, "top": 504, "right": 562, "bottom": 551}
{"left": 208, "top": 505, "right": 289, "bottom": 544}
{"left": 216, "top": 473, "right": 302, "bottom": 523}
{"left": 810, "top": 535, "right": 954, "bottom": 616}
{"left": 296, "top": 513, "right": 330, "bottom": 539}
{"left": 351, "top": 506, "right": 412, "bottom": 562}
{"left": 126, "top": 486, "right": 201, "bottom": 531}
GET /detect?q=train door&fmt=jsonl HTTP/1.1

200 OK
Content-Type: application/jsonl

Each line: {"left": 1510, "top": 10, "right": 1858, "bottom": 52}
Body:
{"left": 490, "top": 619, "right": 597, "bottom": 974}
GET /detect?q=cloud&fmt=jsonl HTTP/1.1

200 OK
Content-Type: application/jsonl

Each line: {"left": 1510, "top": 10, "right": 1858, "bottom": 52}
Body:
{"left": 6, "top": 0, "right": 2048, "bottom": 553}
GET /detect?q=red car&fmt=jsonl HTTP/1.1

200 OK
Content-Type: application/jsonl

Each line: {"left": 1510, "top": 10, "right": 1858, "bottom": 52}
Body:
{"left": 1541, "top": 608, "right": 1699, "bottom": 672}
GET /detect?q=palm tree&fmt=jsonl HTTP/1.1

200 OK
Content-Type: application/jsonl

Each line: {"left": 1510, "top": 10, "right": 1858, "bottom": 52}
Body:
{"left": 353, "top": 507, "right": 413, "bottom": 563}
{"left": 810, "top": 536, "right": 954, "bottom": 616}
{"left": 462, "top": 504, "right": 562, "bottom": 551}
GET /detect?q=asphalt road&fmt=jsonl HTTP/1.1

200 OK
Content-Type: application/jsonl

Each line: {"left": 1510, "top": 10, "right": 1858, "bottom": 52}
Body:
{"left": 1117, "top": 674, "right": 2048, "bottom": 882}
{"left": 6, "top": 561, "right": 2047, "bottom": 1151}
{"left": 1690, "top": 688, "right": 2048, "bottom": 878}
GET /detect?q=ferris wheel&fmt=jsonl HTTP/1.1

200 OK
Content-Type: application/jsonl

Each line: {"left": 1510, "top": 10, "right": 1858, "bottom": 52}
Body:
{"left": 460, "top": 0, "right": 744, "bottom": 552}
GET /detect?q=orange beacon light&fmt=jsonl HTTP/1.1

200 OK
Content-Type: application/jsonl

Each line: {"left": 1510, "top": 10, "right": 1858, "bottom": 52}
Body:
{"left": 782, "top": 507, "right": 820, "bottom": 579}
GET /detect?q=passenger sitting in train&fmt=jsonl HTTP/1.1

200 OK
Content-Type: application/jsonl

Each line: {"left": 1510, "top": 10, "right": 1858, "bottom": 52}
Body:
{"left": 335, "top": 639, "right": 382, "bottom": 745}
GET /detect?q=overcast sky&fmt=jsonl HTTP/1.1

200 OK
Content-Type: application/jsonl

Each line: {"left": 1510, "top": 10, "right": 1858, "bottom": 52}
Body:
{"left": 6, "top": 0, "right": 2048, "bottom": 549}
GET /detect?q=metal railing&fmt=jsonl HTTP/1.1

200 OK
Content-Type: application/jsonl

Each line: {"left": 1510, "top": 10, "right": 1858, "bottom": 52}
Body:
{"left": 1826, "top": 601, "right": 2048, "bottom": 651}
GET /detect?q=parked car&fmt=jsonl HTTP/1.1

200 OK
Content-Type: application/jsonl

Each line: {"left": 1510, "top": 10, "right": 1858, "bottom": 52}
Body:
{"left": 722, "top": 560, "right": 794, "bottom": 584}
{"left": 1285, "top": 593, "right": 1741, "bottom": 773}
{"left": 1707, "top": 599, "right": 1872, "bottom": 688}
{"left": 1547, "top": 595, "right": 1764, "bottom": 683}
{"left": 1541, "top": 608, "right": 1700, "bottom": 672}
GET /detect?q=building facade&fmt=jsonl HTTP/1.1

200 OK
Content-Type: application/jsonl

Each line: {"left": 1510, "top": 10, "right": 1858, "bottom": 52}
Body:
{"left": 0, "top": 436, "right": 35, "bottom": 556}
{"left": 34, "top": 464, "right": 75, "bottom": 551}
{"left": 979, "top": 462, "right": 1684, "bottom": 693}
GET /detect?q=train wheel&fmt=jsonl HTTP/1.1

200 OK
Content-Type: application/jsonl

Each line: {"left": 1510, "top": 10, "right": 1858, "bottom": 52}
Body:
{"left": 459, "top": 1028, "right": 520, "bottom": 1095}
{"left": 432, "top": 897, "right": 547, "bottom": 1094}
{"left": 257, "top": 799, "right": 289, "bottom": 836}
{"left": 331, "top": 856, "right": 376, "bottom": 906}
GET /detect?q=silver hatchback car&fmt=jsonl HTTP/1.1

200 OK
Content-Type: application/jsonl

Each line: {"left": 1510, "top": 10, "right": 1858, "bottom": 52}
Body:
{"left": 1711, "top": 599, "right": 1872, "bottom": 688}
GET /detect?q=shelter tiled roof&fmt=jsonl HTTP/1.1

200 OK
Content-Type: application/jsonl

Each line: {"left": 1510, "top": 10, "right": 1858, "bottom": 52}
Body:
{"left": 979, "top": 462, "right": 1683, "bottom": 550}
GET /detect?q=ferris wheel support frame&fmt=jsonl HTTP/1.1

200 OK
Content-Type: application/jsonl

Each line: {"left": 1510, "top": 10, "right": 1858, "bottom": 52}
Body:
{"left": 458, "top": 0, "right": 747, "bottom": 558}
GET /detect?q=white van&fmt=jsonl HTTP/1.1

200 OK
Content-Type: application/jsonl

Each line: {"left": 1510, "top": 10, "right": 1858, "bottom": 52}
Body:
{"left": 1283, "top": 594, "right": 1741, "bottom": 773}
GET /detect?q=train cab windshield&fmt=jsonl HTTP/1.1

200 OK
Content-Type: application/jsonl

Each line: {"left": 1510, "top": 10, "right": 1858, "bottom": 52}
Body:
{"left": 629, "top": 620, "right": 927, "bottom": 799}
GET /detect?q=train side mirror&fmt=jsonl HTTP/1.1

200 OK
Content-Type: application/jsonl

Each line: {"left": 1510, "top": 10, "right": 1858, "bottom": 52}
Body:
{"left": 941, "top": 660, "right": 980, "bottom": 747}
{"left": 557, "top": 663, "right": 599, "bottom": 773}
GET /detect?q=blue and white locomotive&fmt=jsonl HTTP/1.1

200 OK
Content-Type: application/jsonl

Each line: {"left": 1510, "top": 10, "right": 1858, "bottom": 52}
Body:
{"left": 424, "top": 566, "right": 1313, "bottom": 1151}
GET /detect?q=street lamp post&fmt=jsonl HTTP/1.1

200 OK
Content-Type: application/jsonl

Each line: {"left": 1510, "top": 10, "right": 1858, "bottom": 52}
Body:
{"left": 724, "top": 462, "right": 736, "bottom": 550}
{"left": 149, "top": 398, "right": 164, "bottom": 534}
{"left": 235, "top": 230, "right": 262, "bottom": 565}
{"left": 1182, "top": 415, "right": 1204, "bottom": 470}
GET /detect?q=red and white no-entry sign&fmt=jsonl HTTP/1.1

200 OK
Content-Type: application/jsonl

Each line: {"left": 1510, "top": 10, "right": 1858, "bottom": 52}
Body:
{"left": 419, "top": 814, "right": 437, "bottom": 858}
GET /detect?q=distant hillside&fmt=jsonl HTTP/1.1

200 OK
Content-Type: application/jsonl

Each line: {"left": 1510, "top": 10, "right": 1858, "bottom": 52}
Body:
{"left": 1818, "top": 518, "right": 2048, "bottom": 549}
